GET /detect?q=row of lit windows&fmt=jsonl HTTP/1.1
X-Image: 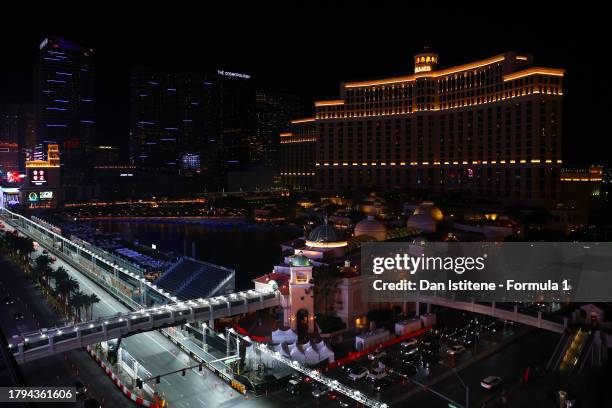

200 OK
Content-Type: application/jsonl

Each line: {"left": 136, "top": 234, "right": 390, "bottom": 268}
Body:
{"left": 315, "top": 159, "right": 562, "bottom": 166}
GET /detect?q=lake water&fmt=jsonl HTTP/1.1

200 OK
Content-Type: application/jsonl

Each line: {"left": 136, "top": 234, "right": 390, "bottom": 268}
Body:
{"left": 90, "top": 220, "right": 302, "bottom": 290}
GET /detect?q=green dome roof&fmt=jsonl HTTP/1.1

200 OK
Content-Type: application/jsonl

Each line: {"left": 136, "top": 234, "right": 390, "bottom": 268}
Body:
{"left": 291, "top": 253, "right": 311, "bottom": 267}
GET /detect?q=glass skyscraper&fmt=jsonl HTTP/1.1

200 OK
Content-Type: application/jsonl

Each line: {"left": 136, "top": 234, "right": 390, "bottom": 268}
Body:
{"left": 34, "top": 36, "right": 95, "bottom": 182}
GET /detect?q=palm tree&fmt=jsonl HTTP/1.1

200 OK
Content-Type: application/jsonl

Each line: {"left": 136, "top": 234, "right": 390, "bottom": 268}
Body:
{"left": 54, "top": 267, "right": 79, "bottom": 314}
{"left": 70, "top": 291, "right": 87, "bottom": 322}
{"left": 85, "top": 293, "right": 100, "bottom": 320}
{"left": 32, "top": 255, "right": 52, "bottom": 288}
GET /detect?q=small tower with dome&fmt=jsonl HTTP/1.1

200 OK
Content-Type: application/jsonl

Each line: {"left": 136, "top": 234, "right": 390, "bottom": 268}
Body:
{"left": 286, "top": 252, "right": 315, "bottom": 334}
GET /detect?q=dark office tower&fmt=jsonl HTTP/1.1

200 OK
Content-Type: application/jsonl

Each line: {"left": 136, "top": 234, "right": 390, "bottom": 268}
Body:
{"left": 0, "top": 103, "right": 35, "bottom": 170}
{"left": 129, "top": 67, "right": 216, "bottom": 174}
{"left": 34, "top": 36, "right": 95, "bottom": 183}
{"left": 255, "top": 90, "right": 304, "bottom": 169}
{"left": 215, "top": 69, "right": 255, "bottom": 174}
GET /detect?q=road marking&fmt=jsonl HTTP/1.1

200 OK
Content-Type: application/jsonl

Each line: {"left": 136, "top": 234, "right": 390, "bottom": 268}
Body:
{"left": 197, "top": 398, "right": 206, "bottom": 406}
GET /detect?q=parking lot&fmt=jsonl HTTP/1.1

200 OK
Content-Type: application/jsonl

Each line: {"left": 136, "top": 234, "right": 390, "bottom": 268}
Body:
{"left": 274, "top": 309, "right": 523, "bottom": 407}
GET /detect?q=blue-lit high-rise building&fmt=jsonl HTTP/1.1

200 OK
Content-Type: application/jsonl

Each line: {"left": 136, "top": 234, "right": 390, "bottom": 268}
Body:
{"left": 34, "top": 36, "right": 95, "bottom": 183}
{"left": 129, "top": 67, "right": 216, "bottom": 175}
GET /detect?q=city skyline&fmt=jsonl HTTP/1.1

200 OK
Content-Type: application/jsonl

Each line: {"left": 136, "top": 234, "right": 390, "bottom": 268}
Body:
{"left": 0, "top": 6, "right": 606, "bottom": 166}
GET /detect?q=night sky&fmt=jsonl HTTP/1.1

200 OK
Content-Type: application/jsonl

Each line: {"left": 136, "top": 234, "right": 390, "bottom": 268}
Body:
{"left": 1, "top": 4, "right": 606, "bottom": 165}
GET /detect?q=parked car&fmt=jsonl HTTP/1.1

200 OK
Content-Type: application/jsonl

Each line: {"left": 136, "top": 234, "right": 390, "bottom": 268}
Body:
{"left": 400, "top": 338, "right": 418, "bottom": 348}
{"left": 367, "top": 349, "right": 387, "bottom": 360}
{"left": 372, "top": 377, "right": 393, "bottom": 392}
{"left": 3, "top": 296, "right": 15, "bottom": 305}
{"left": 366, "top": 367, "right": 387, "bottom": 382}
{"left": 327, "top": 391, "right": 339, "bottom": 401}
{"left": 348, "top": 366, "right": 369, "bottom": 381}
{"left": 378, "top": 356, "right": 394, "bottom": 369}
{"left": 337, "top": 398, "right": 351, "bottom": 408}
{"left": 447, "top": 344, "right": 466, "bottom": 356}
{"left": 286, "top": 379, "right": 305, "bottom": 395}
{"left": 480, "top": 376, "right": 503, "bottom": 390}
{"left": 311, "top": 384, "right": 329, "bottom": 398}
{"left": 13, "top": 312, "right": 24, "bottom": 321}
{"left": 341, "top": 362, "right": 357, "bottom": 375}
{"left": 400, "top": 345, "right": 418, "bottom": 356}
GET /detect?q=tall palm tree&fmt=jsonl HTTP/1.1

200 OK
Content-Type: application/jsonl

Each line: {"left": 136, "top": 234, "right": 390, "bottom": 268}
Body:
{"left": 32, "top": 255, "right": 52, "bottom": 287}
{"left": 54, "top": 267, "right": 79, "bottom": 314}
{"left": 70, "top": 291, "right": 87, "bottom": 322}
{"left": 86, "top": 293, "right": 100, "bottom": 320}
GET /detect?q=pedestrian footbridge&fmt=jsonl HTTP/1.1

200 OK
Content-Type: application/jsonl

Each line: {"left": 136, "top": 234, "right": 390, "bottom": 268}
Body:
{"left": 9, "top": 290, "right": 280, "bottom": 364}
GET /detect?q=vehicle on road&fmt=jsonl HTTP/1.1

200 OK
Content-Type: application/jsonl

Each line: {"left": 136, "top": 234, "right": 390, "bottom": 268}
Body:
{"left": 340, "top": 362, "right": 357, "bottom": 375}
{"left": 372, "top": 377, "right": 393, "bottom": 392}
{"left": 74, "top": 381, "right": 87, "bottom": 399}
{"left": 348, "top": 366, "right": 369, "bottom": 381}
{"left": 327, "top": 391, "right": 339, "bottom": 401}
{"left": 311, "top": 384, "right": 329, "bottom": 398}
{"left": 286, "top": 379, "right": 305, "bottom": 395}
{"left": 400, "top": 344, "right": 418, "bottom": 356}
{"left": 447, "top": 344, "right": 466, "bottom": 356}
{"left": 553, "top": 389, "right": 577, "bottom": 408}
{"left": 378, "top": 356, "right": 394, "bottom": 369}
{"left": 3, "top": 296, "right": 14, "bottom": 305}
{"left": 366, "top": 367, "right": 387, "bottom": 382}
{"left": 400, "top": 338, "right": 418, "bottom": 348}
{"left": 481, "top": 376, "right": 503, "bottom": 390}
{"left": 13, "top": 312, "right": 24, "bottom": 321}
{"left": 367, "top": 349, "right": 387, "bottom": 360}
{"left": 337, "top": 398, "right": 351, "bottom": 407}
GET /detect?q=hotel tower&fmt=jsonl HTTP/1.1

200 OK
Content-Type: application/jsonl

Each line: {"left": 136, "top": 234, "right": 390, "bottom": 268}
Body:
{"left": 281, "top": 51, "right": 564, "bottom": 203}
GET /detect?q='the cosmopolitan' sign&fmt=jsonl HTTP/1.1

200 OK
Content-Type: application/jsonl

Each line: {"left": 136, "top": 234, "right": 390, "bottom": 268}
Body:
{"left": 217, "top": 70, "right": 251, "bottom": 79}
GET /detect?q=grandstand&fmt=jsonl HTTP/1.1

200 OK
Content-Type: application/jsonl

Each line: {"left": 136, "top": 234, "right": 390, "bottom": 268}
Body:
{"left": 155, "top": 257, "right": 236, "bottom": 300}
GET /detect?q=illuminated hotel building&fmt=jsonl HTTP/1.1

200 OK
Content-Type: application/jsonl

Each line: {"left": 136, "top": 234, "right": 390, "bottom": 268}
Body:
{"left": 279, "top": 118, "right": 317, "bottom": 189}
{"left": 286, "top": 51, "right": 565, "bottom": 202}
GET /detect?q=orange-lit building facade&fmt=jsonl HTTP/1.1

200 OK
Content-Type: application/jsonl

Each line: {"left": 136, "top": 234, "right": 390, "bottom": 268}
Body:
{"left": 285, "top": 51, "right": 565, "bottom": 203}
{"left": 279, "top": 118, "right": 317, "bottom": 189}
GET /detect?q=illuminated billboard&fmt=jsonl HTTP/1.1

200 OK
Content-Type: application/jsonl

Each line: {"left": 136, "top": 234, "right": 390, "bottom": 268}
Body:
{"left": 40, "top": 191, "right": 53, "bottom": 200}
{"left": 7, "top": 171, "right": 22, "bottom": 183}
{"left": 29, "top": 169, "right": 47, "bottom": 186}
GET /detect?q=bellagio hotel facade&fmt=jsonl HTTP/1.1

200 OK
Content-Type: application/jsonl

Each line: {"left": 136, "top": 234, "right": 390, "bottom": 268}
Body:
{"left": 280, "top": 51, "right": 564, "bottom": 203}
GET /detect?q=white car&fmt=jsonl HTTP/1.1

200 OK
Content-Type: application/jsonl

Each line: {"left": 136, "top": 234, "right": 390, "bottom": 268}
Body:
{"left": 447, "top": 344, "right": 466, "bottom": 356}
{"left": 348, "top": 366, "right": 369, "bottom": 381}
{"left": 400, "top": 338, "right": 418, "bottom": 348}
{"left": 480, "top": 376, "right": 503, "bottom": 389}
{"left": 366, "top": 367, "right": 387, "bottom": 382}
{"left": 367, "top": 350, "right": 387, "bottom": 360}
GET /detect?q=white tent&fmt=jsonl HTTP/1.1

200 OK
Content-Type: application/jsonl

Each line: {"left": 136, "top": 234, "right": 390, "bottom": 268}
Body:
{"left": 316, "top": 340, "right": 335, "bottom": 363}
{"left": 274, "top": 343, "right": 291, "bottom": 358}
{"left": 289, "top": 345, "right": 306, "bottom": 364}
{"left": 271, "top": 328, "right": 298, "bottom": 344}
{"left": 303, "top": 344, "right": 321, "bottom": 365}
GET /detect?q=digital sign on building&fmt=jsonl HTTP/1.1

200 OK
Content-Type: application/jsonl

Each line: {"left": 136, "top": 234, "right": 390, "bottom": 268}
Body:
{"left": 29, "top": 169, "right": 47, "bottom": 186}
